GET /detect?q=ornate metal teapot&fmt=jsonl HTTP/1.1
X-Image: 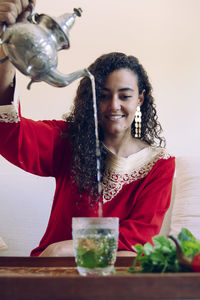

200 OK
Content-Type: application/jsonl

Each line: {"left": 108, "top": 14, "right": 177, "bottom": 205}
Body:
{"left": 0, "top": 3, "right": 89, "bottom": 89}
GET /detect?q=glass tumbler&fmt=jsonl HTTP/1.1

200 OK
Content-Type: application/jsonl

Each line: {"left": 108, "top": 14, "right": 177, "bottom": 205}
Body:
{"left": 72, "top": 217, "right": 119, "bottom": 276}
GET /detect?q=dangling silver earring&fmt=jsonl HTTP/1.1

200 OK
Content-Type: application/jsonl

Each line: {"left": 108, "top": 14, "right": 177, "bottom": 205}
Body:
{"left": 135, "top": 106, "right": 142, "bottom": 138}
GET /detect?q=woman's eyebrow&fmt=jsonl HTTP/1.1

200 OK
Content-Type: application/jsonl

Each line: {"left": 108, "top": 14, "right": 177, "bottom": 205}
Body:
{"left": 102, "top": 87, "right": 134, "bottom": 92}
{"left": 119, "top": 87, "right": 134, "bottom": 92}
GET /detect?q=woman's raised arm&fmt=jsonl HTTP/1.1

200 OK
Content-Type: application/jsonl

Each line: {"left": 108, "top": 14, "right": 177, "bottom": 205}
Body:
{"left": 0, "top": 0, "right": 36, "bottom": 104}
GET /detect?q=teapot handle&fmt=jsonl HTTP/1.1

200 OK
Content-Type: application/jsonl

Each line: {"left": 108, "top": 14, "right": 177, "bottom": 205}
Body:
{"left": 0, "top": 24, "right": 9, "bottom": 63}
{"left": 0, "top": 23, "right": 6, "bottom": 41}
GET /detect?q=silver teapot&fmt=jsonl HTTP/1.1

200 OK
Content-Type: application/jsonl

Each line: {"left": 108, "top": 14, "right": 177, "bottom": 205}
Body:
{"left": 0, "top": 3, "right": 90, "bottom": 89}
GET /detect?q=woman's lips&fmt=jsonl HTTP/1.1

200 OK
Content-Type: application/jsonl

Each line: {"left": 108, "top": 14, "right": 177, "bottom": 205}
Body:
{"left": 105, "top": 114, "right": 124, "bottom": 120}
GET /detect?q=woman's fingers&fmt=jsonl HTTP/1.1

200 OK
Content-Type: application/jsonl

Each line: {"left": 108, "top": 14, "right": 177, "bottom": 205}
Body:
{"left": 0, "top": 0, "right": 31, "bottom": 25}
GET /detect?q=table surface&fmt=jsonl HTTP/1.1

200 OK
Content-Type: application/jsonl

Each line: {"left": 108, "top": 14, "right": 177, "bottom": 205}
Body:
{"left": 0, "top": 256, "right": 200, "bottom": 300}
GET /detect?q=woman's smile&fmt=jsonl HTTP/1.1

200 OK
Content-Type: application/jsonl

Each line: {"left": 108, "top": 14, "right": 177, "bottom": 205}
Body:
{"left": 105, "top": 113, "right": 125, "bottom": 121}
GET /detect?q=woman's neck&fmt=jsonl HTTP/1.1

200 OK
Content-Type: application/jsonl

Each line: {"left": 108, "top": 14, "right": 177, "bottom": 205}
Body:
{"left": 103, "top": 134, "right": 147, "bottom": 158}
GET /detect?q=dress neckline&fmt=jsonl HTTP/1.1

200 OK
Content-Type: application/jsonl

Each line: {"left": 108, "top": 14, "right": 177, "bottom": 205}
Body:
{"left": 104, "top": 144, "right": 165, "bottom": 174}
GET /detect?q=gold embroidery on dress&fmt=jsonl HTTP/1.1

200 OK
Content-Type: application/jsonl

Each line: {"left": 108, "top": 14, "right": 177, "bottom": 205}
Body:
{"left": 0, "top": 108, "right": 20, "bottom": 123}
{"left": 0, "top": 101, "right": 20, "bottom": 123}
{"left": 102, "top": 149, "right": 171, "bottom": 204}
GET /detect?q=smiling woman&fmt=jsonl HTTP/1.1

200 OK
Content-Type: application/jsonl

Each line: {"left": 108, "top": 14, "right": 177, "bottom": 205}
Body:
{"left": 0, "top": 0, "right": 175, "bottom": 258}
{"left": 65, "top": 52, "right": 169, "bottom": 197}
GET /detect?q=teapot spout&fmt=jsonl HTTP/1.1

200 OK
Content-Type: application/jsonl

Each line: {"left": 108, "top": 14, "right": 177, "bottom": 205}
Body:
{"left": 27, "top": 68, "right": 90, "bottom": 89}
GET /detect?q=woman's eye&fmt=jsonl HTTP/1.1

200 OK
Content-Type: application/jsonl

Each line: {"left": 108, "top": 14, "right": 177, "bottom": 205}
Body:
{"left": 121, "top": 95, "right": 132, "bottom": 100}
{"left": 99, "top": 94, "right": 132, "bottom": 101}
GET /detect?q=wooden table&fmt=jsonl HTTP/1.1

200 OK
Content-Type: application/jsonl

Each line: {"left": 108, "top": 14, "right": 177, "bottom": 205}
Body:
{"left": 0, "top": 257, "right": 200, "bottom": 300}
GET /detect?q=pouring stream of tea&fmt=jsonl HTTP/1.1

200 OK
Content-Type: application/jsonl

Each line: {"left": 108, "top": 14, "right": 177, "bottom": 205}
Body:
{"left": 88, "top": 71, "right": 103, "bottom": 217}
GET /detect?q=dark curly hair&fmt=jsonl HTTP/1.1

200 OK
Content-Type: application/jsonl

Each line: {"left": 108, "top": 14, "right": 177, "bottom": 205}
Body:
{"left": 64, "top": 52, "right": 166, "bottom": 199}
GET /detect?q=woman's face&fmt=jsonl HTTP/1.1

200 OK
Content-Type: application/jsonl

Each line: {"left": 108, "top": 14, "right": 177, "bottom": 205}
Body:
{"left": 98, "top": 69, "right": 144, "bottom": 139}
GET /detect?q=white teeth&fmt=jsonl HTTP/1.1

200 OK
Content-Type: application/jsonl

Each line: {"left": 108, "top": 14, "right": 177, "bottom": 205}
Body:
{"left": 108, "top": 116, "right": 122, "bottom": 120}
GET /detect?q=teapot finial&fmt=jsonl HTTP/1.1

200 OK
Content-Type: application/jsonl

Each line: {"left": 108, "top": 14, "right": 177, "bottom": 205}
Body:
{"left": 58, "top": 8, "right": 82, "bottom": 32}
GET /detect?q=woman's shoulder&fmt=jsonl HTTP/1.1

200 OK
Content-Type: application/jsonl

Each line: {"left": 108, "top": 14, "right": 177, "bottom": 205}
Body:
{"left": 144, "top": 146, "right": 175, "bottom": 171}
{"left": 132, "top": 139, "right": 174, "bottom": 160}
{"left": 148, "top": 146, "right": 175, "bottom": 160}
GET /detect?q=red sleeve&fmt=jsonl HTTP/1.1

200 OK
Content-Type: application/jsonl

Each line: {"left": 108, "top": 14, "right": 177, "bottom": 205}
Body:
{"left": 0, "top": 111, "right": 69, "bottom": 177}
{"left": 118, "top": 156, "right": 175, "bottom": 251}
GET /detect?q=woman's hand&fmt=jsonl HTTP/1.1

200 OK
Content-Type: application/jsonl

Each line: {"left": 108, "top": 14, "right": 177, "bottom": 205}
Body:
{"left": 39, "top": 240, "right": 136, "bottom": 257}
{"left": 0, "top": 0, "right": 36, "bottom": 25}
{"left": 117, "top": 251, "right": 136, "bottom": 257}
{"left": 39, "top": 240, "right": 74, "bottom": 257}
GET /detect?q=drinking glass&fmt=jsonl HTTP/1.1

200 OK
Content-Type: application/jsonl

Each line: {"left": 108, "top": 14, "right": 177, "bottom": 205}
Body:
{"left": 72, "top": 217, "right": 119, "bottom": 276}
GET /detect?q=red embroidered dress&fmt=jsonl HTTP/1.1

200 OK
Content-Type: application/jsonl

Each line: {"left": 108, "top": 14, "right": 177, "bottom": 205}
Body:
{"left": 0, "top": 96, "right": 175, "bottom": 256}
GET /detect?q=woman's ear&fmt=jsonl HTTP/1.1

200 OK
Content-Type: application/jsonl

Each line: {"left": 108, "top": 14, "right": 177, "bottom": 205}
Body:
{"left": 138, "top": 89, "right": 145, "bottom": 106}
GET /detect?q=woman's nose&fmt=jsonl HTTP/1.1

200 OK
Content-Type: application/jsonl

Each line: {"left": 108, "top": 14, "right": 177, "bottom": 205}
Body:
{"left": 109, "top": 95, "right": 121, "bottom": 110}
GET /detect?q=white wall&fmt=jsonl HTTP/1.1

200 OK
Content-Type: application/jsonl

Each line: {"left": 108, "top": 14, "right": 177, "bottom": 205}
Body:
{"left": 1, "top": 0, "right": 200, "bottom": 255}
{"left": 16, "top": 0, "right": 200, "bottom": 156}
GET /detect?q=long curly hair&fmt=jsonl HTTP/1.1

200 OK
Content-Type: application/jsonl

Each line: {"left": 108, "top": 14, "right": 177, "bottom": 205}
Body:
{"left": 64, "top": 52, "right": 166, "bottom": 198}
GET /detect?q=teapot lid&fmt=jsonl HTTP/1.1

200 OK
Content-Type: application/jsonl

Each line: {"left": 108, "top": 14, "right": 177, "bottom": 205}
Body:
{"left": 34, "top": 8, "right": 82, "bottom": 50}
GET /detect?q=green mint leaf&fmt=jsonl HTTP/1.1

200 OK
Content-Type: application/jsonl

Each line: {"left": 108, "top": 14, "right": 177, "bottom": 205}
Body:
{"left": 132, "top": 244, "right": 144, "bottom": 254}
{"left": 153, "top": 235, "right": 174, "bottom": 251}
{"left": 181, "top": 240, "right": 200, "bottom": 258}
{"left": 143, "top": 242, "right": 154, "bottom": 255}
{"left": 178, "top": 228, "right": 197, "bottom": 243}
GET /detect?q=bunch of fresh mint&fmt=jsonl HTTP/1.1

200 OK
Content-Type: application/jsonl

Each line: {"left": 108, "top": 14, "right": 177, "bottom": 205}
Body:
{"left": 129, "top": 228, "right": 200, "bottom": 273}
